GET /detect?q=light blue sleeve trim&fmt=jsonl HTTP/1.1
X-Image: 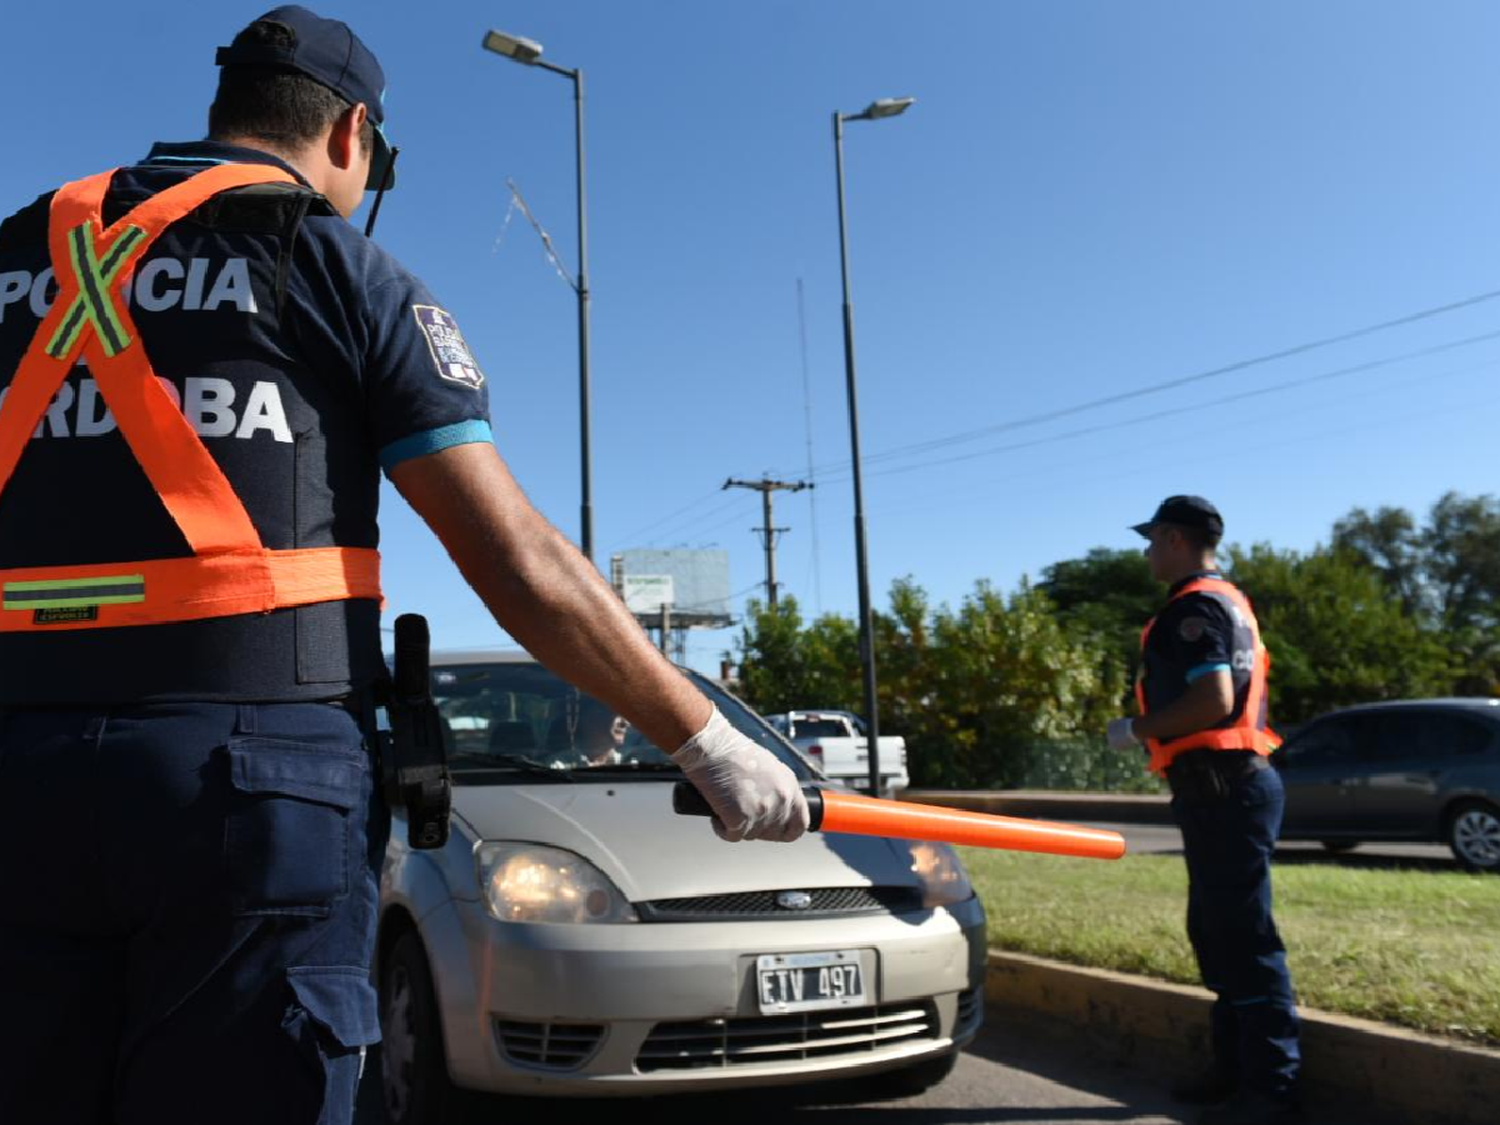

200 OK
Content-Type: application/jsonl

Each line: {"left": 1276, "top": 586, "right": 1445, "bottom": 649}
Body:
{"left": 379, "top": 420, "right": 493, "bottom": 473}
{"left": 1185, "top": 662, "right": 1231, "bottom": 684}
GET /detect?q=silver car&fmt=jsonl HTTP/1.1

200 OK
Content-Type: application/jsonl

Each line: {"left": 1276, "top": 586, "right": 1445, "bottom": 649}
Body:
{"left": 376, "top": 651, "right": 987, "bottom": 1122}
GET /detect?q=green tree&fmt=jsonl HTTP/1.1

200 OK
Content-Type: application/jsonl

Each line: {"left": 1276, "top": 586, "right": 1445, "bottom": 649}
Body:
{"left": 1226, "top": 543, "right": 1456, "bottom": 724}
{"left": 872, "top": 577, "right": 933, "bottom": 746}
{"left": 1037, "top": 547, "right": 1162, "bottom": 687}
{"left": 1425, "top": 491, "right": 1500, "bottom": 633}
{"left": 1424, "top": 493, "right": 1500, "bottom": 695}
{"left": 1331, "top": 505, "right": 1425, "bottom": 616}
{"left": 736, "top": 579, "right": 1131, "bottom": 790}
{"left": 1331, "top": 492, "right": 1500, "bottom": 696}
{"left": 909, "top": 581, "right": 1126, "bottom": 788}
{"left": 736, "top": 597, "right": 859, "bottom": 715}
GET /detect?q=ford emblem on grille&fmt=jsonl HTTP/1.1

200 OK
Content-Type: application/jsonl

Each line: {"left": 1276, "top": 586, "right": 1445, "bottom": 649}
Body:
{"left": 776, "top": 891, "right": 814, "bottom": 911}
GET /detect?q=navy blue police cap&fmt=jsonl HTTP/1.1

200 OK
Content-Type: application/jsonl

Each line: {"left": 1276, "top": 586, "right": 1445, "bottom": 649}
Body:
{"left": 217, "top": 5, "right": 395, "bottom": 191}
{"left": 1131, "top": 495, "right": 1224, "bottom": 539}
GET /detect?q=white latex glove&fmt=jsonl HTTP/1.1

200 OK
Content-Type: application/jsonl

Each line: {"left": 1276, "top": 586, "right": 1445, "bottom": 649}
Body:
{"left": 1106, "top": 717, "right": 1141, "bottom": 751}
{"left": 672, "top": 707, "right": 811, "bottom": 843}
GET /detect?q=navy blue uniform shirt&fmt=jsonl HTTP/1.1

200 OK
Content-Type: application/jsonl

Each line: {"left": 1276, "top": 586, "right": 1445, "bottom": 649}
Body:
{"left": 1141, "top": 571, "right": 1245, "bottom": 729}
{"left": 0, "top": 141, "right": 492, "bottom": 703}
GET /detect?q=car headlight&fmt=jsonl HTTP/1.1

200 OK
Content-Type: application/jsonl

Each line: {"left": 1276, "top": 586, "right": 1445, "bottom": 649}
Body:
{"left": 476, "top": 843, "right": 638, "bottom": 924}
{"left": 907, "top": 841, "right": 975, "bottom": 908}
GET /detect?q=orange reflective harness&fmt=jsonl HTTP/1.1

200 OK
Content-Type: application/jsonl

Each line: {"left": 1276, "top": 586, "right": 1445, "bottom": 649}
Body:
{"left": 0, "top": 163, "right": 381, "bottom": 632}
{"left": 1136, "top": 576, "right": 1277, "bottom": 776}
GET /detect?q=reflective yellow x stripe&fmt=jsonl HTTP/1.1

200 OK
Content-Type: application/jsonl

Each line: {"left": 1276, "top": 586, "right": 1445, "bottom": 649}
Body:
{"left": 45, "top": 222, "right": 145, "bottom": 359}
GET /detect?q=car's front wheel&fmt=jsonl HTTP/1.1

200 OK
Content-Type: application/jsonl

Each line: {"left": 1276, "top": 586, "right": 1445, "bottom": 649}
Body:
{"left": 1447, "top": 802, "right": 1500, "bottom": 873}
{"left": 870, "top": 1050, "right": 959, "bottom": 1098}
{"left": 381, "top": 930, "right": 456, "bottom": 1125}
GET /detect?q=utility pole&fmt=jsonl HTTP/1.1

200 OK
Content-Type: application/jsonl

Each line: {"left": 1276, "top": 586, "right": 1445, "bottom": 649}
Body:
{"left": 723, "top": 478, "right": 812, "bottom": 609}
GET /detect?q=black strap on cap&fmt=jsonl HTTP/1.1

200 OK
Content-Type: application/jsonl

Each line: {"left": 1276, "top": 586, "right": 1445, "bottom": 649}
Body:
{"left": 215, "top": 43, "right": 302, "bottom": 68}
{"left": 364, "top": 145, "right": 400, "bottom": 237}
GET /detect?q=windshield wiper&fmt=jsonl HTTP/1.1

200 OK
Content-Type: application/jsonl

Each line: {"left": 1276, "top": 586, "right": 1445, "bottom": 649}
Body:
{"left": 574, "top": 760, "right": 683, "bottom": 773}
{"left": 448, "top": 752, "right": 575, "bottom": 780}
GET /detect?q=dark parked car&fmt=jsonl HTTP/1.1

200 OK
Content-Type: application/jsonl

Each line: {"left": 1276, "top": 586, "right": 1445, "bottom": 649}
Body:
{"left": 1273, "top": 699, "right": 1500, "bottom": 871}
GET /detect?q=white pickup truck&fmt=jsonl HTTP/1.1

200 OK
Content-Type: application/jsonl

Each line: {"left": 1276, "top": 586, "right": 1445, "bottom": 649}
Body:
{"left": 764, "top": 710, "right": 910, "bottom": 796}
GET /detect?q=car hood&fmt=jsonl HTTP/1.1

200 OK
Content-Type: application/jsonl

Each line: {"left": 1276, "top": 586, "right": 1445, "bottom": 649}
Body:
{"left": 452, "top": 780, "right": 919, "bottom": 901}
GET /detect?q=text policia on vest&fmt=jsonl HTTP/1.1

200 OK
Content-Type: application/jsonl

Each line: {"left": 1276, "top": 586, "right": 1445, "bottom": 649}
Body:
{"left": 0, "top": 257, "right": 291, "bottom": 443}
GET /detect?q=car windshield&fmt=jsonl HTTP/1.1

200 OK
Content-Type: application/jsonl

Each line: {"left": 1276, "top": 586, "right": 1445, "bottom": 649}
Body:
{"left": 429, "top": 660, "right": 815, "bottom": 783}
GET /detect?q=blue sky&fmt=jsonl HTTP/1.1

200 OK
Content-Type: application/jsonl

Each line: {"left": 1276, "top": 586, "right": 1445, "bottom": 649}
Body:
{"left": 6, "top": 2, "right": 1500, "bottom": 671}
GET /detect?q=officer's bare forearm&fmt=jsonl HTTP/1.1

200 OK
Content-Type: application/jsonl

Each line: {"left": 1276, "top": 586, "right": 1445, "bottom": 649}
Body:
{"left": 389, "top": 443, "right": 711, "bottom": 750}
{"left": 1133, "top": 671, "right": 1234, "bottom": 742}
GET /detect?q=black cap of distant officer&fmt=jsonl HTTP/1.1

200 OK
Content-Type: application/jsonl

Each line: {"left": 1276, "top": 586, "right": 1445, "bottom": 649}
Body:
{"left": 1131, "top": 495, "right": 1224, "bottom": 540}
{"left": 216, "top": 5, "right": 395, "bottom": 191}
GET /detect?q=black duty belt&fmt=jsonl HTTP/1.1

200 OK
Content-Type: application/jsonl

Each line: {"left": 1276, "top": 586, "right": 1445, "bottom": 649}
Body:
{"left": 1166, "top": 748, "right": 1269, "bottom": 801}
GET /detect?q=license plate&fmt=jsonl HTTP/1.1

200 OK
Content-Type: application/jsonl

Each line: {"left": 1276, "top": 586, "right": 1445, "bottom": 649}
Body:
{"left": 756, "top": 951, "right": 866, "bottom": 1014}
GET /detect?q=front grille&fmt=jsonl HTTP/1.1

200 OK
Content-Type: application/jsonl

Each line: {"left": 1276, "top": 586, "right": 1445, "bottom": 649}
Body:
{"left": 637, "top": 886, "right": 923, "bottom": 922}
{"left": 956, "top": 986, "right": 983, "bottom": 1034}
{"left": 635, "top": 1003, "right": 938, "bottom": 1072}
{"left": 494, "top": 1019, "right": 606, "bottom": 1070}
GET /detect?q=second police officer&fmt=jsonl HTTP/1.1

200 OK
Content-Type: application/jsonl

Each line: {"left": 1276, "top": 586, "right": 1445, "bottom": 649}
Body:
{"left": 1107, "top": 496, "right": 1303, "bottom": 1125}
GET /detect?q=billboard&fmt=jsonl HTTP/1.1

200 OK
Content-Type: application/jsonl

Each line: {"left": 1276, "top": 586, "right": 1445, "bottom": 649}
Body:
{"left": 613, "top": 549, "right": 731, "bottom": 627}
{"left": 622, "top": 575, "right": 675, "bottom": 613}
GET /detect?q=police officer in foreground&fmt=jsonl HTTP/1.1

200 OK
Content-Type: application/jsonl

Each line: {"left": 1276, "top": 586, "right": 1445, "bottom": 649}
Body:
{"left": 1106, "top": 497, "right": 1303, "bottom": 1125}
{"left": 0, "top": 8, "right": 806, "bottom": 1124}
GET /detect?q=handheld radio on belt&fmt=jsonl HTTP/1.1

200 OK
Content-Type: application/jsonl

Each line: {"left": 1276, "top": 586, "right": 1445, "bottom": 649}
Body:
{"left": 384, "top": 612, "right": 452, "bottom": 849}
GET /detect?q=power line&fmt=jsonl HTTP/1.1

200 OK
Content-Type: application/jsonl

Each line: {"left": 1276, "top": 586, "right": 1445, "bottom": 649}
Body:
{"left": 661, "top": 495, "right": 765, "bottom": 544}
{"left": 613, "top": 290, "right": 1500, "bottom": 581}
{"left": 770, "top": 287, "right": 1500, "bottom": 481}
{"left": 863, "top": 357, "right": 1500, "bottom": 523}
{"left": 614, "top": 487, "right": 731, "bottom": 544}
{"left": 808, "top": 327, "right": 1500, "bottom": 487}
{"left": 654, "top": 339, "right": 1488, "bottom": 555}
{"left": 640, "top": 492, "right": 755, "bottom": 548}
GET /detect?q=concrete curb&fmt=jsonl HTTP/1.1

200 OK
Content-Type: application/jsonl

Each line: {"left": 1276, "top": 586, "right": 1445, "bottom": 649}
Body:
{"left": 986, "top": 950, "right": 1500, "bottom": 1125}
{"left": 905, "top": 788, "right": 1173, "bottom": 824}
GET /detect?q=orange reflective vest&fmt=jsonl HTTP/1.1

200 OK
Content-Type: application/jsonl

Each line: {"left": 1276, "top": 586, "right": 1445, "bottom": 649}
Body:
{"left": 1135, "top": 576, "right": 1278, "bottom": 776}
{"left": 0, "top": 164, "right": 381, "bottom": 632}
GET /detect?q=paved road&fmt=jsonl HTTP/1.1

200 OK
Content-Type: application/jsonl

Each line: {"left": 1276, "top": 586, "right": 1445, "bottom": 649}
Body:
{"left": 1090, "top": 822, "right": 1457, "bottom": 869}
{"left": 356, "top": 1018, "right": 1371, "bottom": 1124}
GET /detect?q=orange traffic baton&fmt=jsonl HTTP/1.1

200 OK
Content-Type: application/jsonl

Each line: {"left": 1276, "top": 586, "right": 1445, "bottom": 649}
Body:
{"left": 673, "top": 783, "right": 1126, "bottom": 860}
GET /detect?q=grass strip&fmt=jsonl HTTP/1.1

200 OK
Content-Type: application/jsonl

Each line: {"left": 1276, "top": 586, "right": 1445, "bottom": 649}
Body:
{"left": 962, "top": 847, "right": 1500, "bottom": 1045}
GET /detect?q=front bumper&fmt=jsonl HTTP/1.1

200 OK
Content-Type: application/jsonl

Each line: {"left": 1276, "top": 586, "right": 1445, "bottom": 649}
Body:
{"left": 412, "top": 894, "right": 987, "bottom": 1096}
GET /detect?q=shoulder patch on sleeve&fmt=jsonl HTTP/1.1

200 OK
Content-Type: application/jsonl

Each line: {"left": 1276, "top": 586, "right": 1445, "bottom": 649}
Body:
{"left": 413, "top": 304, "right": 485, "bottom": 390}
{"left": 1178, "top": 616, "right": 1209, "bottom": 643}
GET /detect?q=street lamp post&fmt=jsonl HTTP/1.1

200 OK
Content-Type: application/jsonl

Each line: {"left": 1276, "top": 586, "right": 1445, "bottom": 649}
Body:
{"left": 833, "top": 96, "right": 914, "bottom": 798}
{"left": 482, "top": 30, "right": 595, "bottom": 563}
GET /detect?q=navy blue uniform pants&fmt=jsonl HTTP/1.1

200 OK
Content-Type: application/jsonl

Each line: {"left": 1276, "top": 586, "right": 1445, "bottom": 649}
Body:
{"left": 0, "top": 702, "right": 387, "bottom": 1125}
{"left": 1172, "top": 762, "right": 1301, "bottom": 1098}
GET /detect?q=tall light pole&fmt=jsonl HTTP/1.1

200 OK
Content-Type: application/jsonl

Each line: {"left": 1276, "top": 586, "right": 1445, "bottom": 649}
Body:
{"left": 482, "top": 29, "right": 595, "bottom": 563}
{"left": 834, "top": 96, "right": 914, "bottom": 798}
